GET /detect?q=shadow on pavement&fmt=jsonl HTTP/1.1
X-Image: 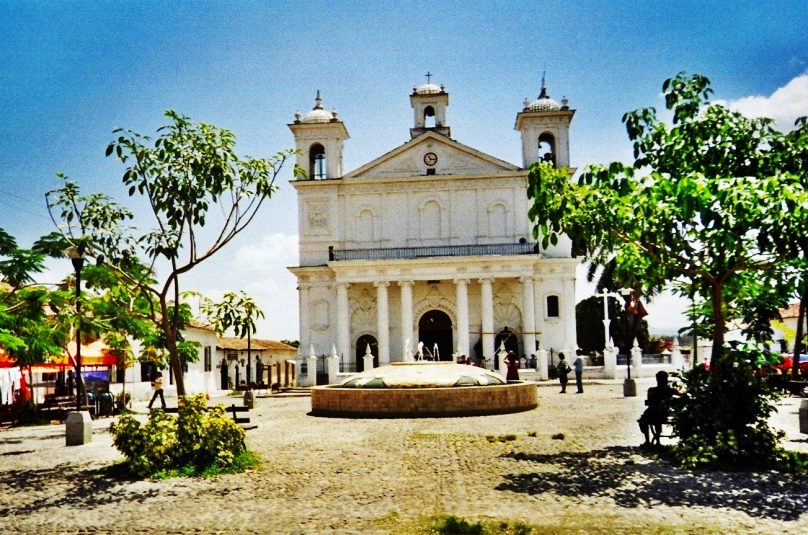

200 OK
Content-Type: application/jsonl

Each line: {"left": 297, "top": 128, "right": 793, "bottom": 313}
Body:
{"left": 497, "top": 446, "right": 808, "bottom": 522}
{"left": 0, "top": 462, "right": 159, "bottom": 517}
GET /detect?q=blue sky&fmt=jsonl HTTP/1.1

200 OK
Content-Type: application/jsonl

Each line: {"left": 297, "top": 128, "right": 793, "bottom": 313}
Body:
{"left": 2, "top": 1, "right": 807, "bottom": 340}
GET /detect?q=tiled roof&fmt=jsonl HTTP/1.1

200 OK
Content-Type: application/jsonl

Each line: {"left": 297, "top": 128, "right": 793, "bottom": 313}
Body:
{"left": 216, "top": 337, "right": 297, "bottom": 352}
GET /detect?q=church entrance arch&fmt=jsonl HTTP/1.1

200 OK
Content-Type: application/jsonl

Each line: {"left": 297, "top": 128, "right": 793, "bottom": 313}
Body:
{"left": 418, "top": 310, "right": 453, "bottom": 361}
{"left": 355, "top": 334, "right": 378, "bottom": 372}
{"left": 494, "top": 326, "right": 519, "bottom": 370}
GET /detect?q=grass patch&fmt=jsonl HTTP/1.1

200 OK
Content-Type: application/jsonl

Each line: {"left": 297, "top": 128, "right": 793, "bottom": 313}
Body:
{"left": 526, "top": 430, "right": 537, "bottom": 437}
{"left": 551, "top": 433, "right": 565, "bottom": 440}
{"left": 146, "top": 450, "right": 261, "bottom": 480}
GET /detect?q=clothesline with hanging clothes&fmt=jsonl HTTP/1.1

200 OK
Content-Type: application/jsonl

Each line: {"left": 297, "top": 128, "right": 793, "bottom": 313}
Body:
{"left": 0, "top": 367, "right": 24, "bottom": 406}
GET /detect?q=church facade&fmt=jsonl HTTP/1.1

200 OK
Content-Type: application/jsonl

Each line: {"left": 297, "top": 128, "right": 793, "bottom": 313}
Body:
{"left": 288, "top": 79, "right": 579, "bottom": 376}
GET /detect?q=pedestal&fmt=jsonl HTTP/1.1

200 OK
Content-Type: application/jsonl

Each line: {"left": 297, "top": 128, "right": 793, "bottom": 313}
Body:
{"left": 623, "top": 378, "right": 637, "bottom": 397}
{"left": 65, "top": 411, "right": 93, "bottom": 446}
{"left": 243, "top": 389, "right": 254, "bottom": 409}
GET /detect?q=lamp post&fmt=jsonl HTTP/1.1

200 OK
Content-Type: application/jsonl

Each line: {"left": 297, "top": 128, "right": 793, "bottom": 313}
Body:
{"left": 620, "top": 287, "right": 638, "bottom": 397}
{"left": 66, "top": 245, "right": 86, "bottom": 411}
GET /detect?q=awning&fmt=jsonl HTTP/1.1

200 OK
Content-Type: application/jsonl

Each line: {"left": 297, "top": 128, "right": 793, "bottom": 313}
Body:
{"left": 0, "top": 340, "right": 117, "bottom": 369}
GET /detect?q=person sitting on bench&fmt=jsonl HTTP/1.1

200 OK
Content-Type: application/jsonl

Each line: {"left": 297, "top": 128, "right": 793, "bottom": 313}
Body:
{"left": 638, "top": 371, "right": 678, "bottom": 446}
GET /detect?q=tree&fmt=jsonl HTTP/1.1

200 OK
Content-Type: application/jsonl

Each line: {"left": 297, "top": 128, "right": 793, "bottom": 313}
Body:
{"left": 0, "top": 229, "right": 70, "bottom": 406}
{"left": 528, "top": 73, "right": 808, "bottom": 364}
{"left": 46, "top": 110, "right": 299, "bottom": 396}
{"left": 197, "top": 290, "right": 264, "bottom": 384}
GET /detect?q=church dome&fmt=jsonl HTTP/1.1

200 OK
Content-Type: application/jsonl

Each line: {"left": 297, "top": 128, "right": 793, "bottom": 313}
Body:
{"left": 414, "top": 82, "right": 443, "bottom": 95}
{"left": 523, "top": 96, "right": 561, "bottom": 112}
{"left": 297, "top": 90, "right": 338, "bottom": 124}
{"left": 522, "top": 77, "right": 565, "bottom": 112}
{"left": 301, "top": 108, "right": 333, "bottom": 123}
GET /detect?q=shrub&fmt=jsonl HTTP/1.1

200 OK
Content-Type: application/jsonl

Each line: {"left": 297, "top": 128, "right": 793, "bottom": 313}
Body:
{"left": 110, "top": 393, "right": 246, "bottom": 478}
{"left": 669, "top": 343, "right": 804, "bottom": 471}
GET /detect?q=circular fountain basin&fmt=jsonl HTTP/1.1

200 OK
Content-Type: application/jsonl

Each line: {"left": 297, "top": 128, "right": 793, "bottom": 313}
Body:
{"left": 311, "top": 361, "right": 538, "bottom": 418}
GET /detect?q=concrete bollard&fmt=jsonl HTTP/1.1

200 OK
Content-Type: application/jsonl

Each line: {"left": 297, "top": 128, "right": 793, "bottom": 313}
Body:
{"left": 800, "top": 400, "right": 808, "bottom": 434}
{"left": 65, "top": 411, "right": 93, "bottom": 446}
{"left": 243, "top": 389, "right": 255, "bottom": 409}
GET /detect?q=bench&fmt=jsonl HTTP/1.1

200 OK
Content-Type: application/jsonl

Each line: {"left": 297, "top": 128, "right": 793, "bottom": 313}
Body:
{"left": 162, "top": 404, "right": 256, "bottom": 430}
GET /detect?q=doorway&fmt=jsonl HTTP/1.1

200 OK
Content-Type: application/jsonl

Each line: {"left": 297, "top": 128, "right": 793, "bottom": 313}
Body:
{"left": 355, "top": 334, "right": 378, "bottom": 372}
{"left": 418, "top": 309, "right": 453, "bottom": 361}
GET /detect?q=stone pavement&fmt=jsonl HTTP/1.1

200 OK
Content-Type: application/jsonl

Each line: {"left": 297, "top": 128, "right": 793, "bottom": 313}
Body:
{"left": 1, "top": 379, "right": 807, "bottom": 534}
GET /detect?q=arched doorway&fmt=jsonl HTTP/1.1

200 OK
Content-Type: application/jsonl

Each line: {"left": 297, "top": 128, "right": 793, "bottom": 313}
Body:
{"left": 494, "top": 326, "right": 519, "bottom": 370}
{"left": 355, "top": 334, "right": 378, "bottom": 372}
{"left": 418, "top": 310, "right": 453, "bottom": 361}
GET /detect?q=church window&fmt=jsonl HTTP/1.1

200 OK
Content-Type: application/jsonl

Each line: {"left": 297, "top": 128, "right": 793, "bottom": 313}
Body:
{"left": 538, "top": 133, "right": 556, "bottom": 166}
{"left": 419, "top": 199, "right": 441, "bottom": 239}
{"left": 356, "top": 208, "right": 375, "bottom": 242}
{"left": 546, "top": 295, "right": 560, "bottom": 318}
{"left": 424, "top": 105, "right": 436, "bottom": 128}
{"left": 309, "top": 143, "right": 326, "bottom": 179}
{"left": 487, "top": 202, "right": 508, "bottom": 237}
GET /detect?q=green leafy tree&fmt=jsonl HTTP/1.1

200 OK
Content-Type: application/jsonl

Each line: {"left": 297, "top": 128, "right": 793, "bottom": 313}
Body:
{"left": 528, "top": 72, "right": 808, "bottom": 470}
{"left": 0, "top": 229, "right": 70, "bottom": 405}
{"left": 196, "top": 291, "right": 264, "bottom": 384}
{"left": 528, "top": 72, "right": 808, "bottom": 364}
{"left": 45, "top": 111, "right": 298, "bottom": 396}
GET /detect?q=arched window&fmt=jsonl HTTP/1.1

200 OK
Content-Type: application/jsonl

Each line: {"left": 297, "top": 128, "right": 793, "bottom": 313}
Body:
{"left": 419, "top": 199, "right": 441, "bottom": 239}
{"left": 309, "top": 143, "right": 326, "bottom": 179}
{"left": 538, "top": 133, "right": 556, "bottom": 166}
{"left": 424, "top": 105, "right": 436, "bottom": 128}
{"left": 546, "top": 295, "right": 560, "bottom": 318}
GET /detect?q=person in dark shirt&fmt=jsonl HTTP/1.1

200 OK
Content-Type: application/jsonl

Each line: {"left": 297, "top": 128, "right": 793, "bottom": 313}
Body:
{"left": 638, "top": 371, "right": 678, "bottom": 446}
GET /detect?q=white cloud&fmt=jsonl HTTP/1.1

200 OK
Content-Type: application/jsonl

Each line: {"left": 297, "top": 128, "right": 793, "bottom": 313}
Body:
{"left": 716, "top": 73, "right": 808, "bottom": 131}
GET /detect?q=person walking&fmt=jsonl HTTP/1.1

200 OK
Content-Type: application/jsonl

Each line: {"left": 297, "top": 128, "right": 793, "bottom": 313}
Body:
{"left": 147, "top": 372, "right": 166, "bottom": 409}
{"left": 573, "top": 353, "right": 584, "bottom": 393}
{"left": 556, "top": 353, "right": 571, "bottom": 393}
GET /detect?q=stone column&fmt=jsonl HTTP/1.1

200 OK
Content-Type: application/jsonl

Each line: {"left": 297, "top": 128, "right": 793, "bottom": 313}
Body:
{"left": 520, "top": 276, "right": 536, "bottom": 359}
{"left": 375, "top": 281, "right": 390, "bottom": 365}
{"left": 336, "top": 282, "right": 350, "bottom": 362}
{"left": 454, "top": 278, "right": 470, "bottom": 357}
{"left": 327, "top": 345, "right": 340, "bottom": 385}
{"left": 479, "top": 277, "right": 495, "bottom": 370}
{"left": 603, "top": 346, "right": 619, "bottom": 379}
{"left": 631, "top": 339, "right": 644, "bottom": 377}
{"left": 563, "top": 275, "right": 577, "bottom": 351}
{"left": 307, "top": 350, "right": 318, "bottom": 388}
{"left": 399, "top": 280, "right": 414, "bottom": 360}
{"left": 298, "top": 282, "right": 311, "bottom": 363}
{"left": 536, "top": 345, "right": 549, "bottom": 381}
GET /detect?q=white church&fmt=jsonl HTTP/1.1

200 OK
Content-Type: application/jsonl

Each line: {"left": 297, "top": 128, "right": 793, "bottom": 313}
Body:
{"left": 288, "top": 77, "right": 579, "bottom": 380}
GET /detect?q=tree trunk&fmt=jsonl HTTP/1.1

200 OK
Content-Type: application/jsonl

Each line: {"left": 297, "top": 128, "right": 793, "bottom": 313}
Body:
{"left": 793, "top": 280, "right": 807, "bottom": 378}
{"left": 711, "top": 282, "right": 726, "bottom": 364}
{"left": 160, "top": 300, "right": 186, "bottom": 397}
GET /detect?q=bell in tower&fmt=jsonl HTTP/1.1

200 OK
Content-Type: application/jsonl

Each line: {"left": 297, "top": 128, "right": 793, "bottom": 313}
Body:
{"left": 288, "top": 91, "right": 350, "bottom": 179}
{"left": 409, "top": 72, "right": 451, "bottom": 139}
{"left": 514, "top": 74, "right": 574, "bottom": 169}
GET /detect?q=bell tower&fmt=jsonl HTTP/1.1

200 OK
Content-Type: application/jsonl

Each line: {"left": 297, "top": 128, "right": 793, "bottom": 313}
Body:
{"left": 409, "top": 72, "right": 450, "bottom": 139}
{"left": 288, "top": 91, "right": 349, "bottom": 179}
{"left": 514, "top": 76, "right": 574, "bottom": 169}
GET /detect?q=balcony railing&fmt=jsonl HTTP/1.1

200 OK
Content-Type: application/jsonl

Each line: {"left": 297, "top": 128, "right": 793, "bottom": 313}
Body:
{"left": 329, "top": 242, "right": 537, "bottom": 261}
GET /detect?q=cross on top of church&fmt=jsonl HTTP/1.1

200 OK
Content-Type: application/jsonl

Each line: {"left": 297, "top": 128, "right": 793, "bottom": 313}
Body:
{"left": 425, "top": 71, "right": 433, "bottom": 84}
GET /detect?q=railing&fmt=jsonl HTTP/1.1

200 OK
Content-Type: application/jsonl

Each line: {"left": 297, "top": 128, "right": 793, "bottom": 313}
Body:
{"left": 616, "top": 353, "right": 671, "bottom": 366}
{"left": 330, "top": 242, "right": 537, "bottom": 261}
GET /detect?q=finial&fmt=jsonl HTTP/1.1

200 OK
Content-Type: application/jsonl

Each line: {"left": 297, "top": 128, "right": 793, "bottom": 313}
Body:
{"left": 561, "top": 96, "right": 569, "bottom": 109}
{"left": 538, "top": 70, "right": 548, "bottom": 99}
{"left": 425, "top": 71, "right": 433, "bottom": 84}
{"left": 314, "top": 90, "right": 323, "bottom": 110}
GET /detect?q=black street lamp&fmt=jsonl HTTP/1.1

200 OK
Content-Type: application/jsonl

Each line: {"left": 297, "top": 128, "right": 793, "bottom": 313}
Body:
{"left": 66, "top": 245, "right": 86, "bottom": 411}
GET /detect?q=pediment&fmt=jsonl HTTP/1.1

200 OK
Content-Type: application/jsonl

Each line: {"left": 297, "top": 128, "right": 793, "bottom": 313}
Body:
{"left": 344, "top": 132, "right": 520, "bottom": 179}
